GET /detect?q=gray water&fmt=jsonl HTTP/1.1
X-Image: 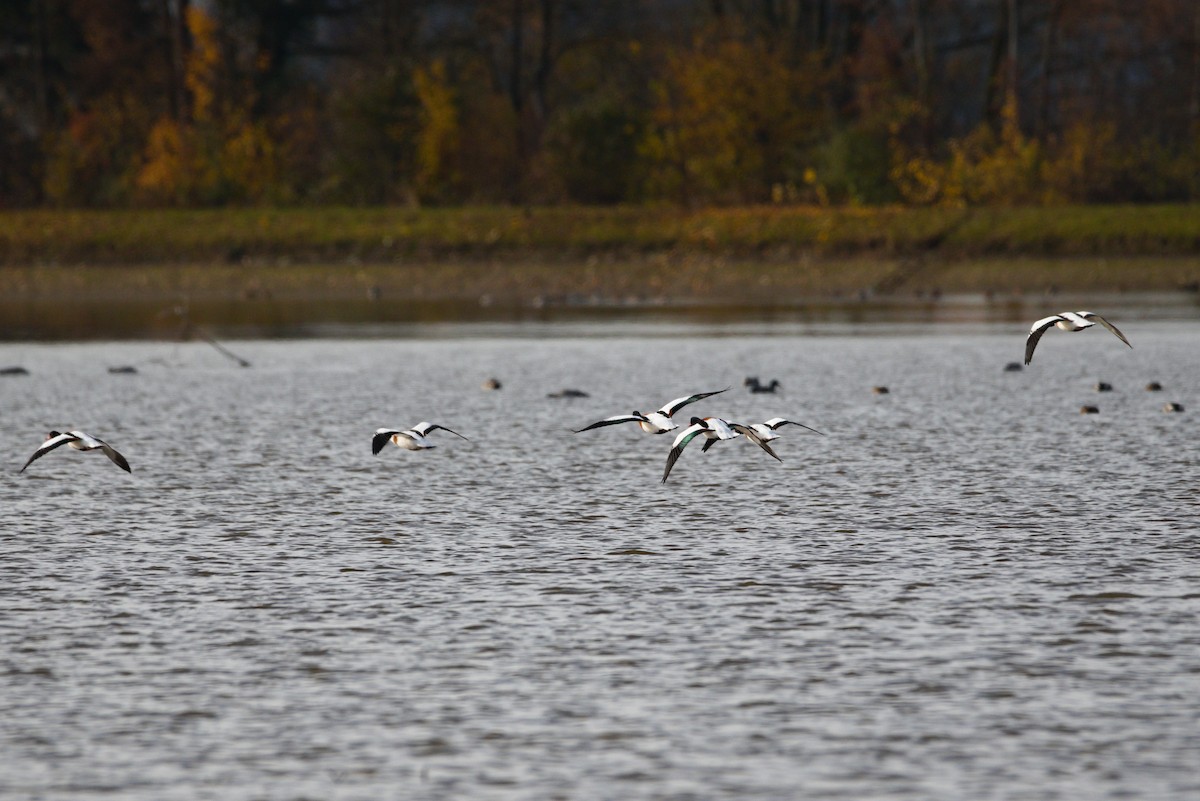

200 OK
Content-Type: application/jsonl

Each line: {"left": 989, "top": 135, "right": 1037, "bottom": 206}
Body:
{"left": 2, "top": 323, "right": 1198, "bottom": 800}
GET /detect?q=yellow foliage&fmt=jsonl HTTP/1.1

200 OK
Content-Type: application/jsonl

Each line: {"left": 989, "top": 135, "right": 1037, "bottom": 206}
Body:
{"left": 1039, "top": 122, "right": 1117, "bottom": 202}
{"left": 642, "top": 30, "right": 827, "bottom": 203}
{"left": 413, "top": 59, "right": 461, "bottom": 200}
{"left": 131, "top": 9, "right": 284, "bottom": 204}
{"left": 221, "top": 121, "right": 278, "bottom": 202}
{"left": 43, "top": 93, "right": 152, "bottom": 205}
{"left": 135, "top": 117, "right": 189, "bottom": 200}
{"left": 185, "top": 6, "right": 221, "bottom": 124}
{"left": 890, "top": 96, "right": 1042, "bottom": 206}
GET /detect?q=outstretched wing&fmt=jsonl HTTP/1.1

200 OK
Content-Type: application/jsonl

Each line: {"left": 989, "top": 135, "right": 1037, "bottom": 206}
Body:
{"left": 731, "top": 424, "right": 782, "bottom": 463}
{"left": 98, "top": 441, "right": 132, "bottom": 473}
{"left": 372, "top": 429, "right": 402, "bottom": 455}
{"left": 658, "top": 388, "right": 728, "bottom": 418}
{"left": 412, "top": 422, "right": 469, "bottom": 441}
{"left": 19, "top": 432, "right": 78, "bottom": 473}
{"left": 1025, "top": 315, "right": 1063, "bottom": 365}
{"left": 700, "top": 437, "right": 721, "bottom": 453}
{"left": 763, "top": 417, "right": 824, "bottom": 435}
{"left": 662, "top": 424, "right": 706, "bottom": 484}
{"left": 573, "top": 414, "right": 644, "bottom": 433}
{"left": 1078, "top": 312, "right": 1132, "bottom": 350}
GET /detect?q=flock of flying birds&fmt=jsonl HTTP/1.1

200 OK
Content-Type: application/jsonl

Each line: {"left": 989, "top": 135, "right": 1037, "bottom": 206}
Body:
{"left": 16, "top": 309, "right": 1143, "bottom": 482}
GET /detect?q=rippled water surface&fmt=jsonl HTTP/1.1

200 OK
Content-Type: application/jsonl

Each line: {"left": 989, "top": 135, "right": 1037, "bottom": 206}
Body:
{"left": 2, "top": 323, "right": 1199, "bottom": 800}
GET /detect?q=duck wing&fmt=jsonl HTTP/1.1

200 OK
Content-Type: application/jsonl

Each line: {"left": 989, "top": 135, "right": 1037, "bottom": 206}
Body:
{"left": 372, "top": 429, "right": 403, "bottom": 455}
{"left": 1078, "top": 312, "right": 1132, "bottom": 349}
{"left": 730, "top": 424, "right": 782, "bottom": 463}
{"left": 763, "top": 417, "right": 824, "bottom": 435}
{"left": 657, "top": 389, "right": 728, "bottom": 418}
{"left": 19, "top": 432, "right": 79, "bottom": 473}
{"left": 573, "top": 414, "right": 644, "bottom": 433}
{"left": 98, "top": 440, "right": 132, "bottom": 472}
{"left": 413, "top": 422, "right": 469, "bottom": 441}
{"left": 662, "top": 424, "right": 706, "bottom": 484}
{"left": 1025, "top": 315, "right": 1064, "bottom": 365}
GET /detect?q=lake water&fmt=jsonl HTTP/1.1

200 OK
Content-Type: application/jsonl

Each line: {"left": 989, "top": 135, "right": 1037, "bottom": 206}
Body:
{"left": 2, "top": 320, "right": 1199, "bottom": 800}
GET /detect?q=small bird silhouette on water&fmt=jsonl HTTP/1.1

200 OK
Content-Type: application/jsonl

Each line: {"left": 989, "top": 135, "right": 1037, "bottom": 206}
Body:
{"left": 744, "top": 377, "right": 781, "bottom": 394}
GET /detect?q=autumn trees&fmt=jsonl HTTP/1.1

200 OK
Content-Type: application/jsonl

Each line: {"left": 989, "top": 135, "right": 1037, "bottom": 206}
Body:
{"left": 0, "top": 0, "right": 1196, "bottom": 207}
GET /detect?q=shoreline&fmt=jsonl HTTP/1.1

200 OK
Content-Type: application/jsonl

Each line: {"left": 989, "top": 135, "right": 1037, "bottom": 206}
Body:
{"left": 3, "top": 205, "right": 1197, "bottom": 337}
{"left": 2, "top": 204, "right": 1198, "bottom": 265}
{"left": 3, "top": 254, "right": 1199, "bottom": 303}
{"left": 2, "top": 267, "right": 1196, "bottom": 341}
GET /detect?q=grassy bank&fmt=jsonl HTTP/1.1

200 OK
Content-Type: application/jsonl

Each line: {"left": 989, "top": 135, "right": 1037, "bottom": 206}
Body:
{"left": 1, "top": 205, "right": 1197, "bottom": 302}
{"left": 2, "top": 204, "right": 1198, "bottom": 265}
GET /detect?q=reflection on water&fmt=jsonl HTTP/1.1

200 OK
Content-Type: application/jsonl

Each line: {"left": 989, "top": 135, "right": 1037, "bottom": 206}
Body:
{"left": 1, "top": 324, "right": 1198, "bottom": 800}
{"left": 2, "top": 289, "right": 1198, "bottom": 340}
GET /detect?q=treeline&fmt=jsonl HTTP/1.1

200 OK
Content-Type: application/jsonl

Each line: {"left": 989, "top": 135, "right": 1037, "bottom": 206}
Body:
{"left": 1, "top": 0, "right": 1198, "bottom": 208}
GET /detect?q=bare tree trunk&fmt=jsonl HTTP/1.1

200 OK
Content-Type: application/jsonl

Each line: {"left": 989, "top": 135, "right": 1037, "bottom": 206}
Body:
{"left": 509, "top": 0, "right": 526, "bottom": 191}
{"left": 1035, "top": 0, "right": 1061, "bottom": 139}
{"left": 1008, "top": 0, "right": 1019, "bottom": 120}
{"left": 33, "top": 0, "right": 49, "bottom": 135}
{"left": 1191, "top": 2, "right": 1200, "bottom": 200}
{"left": 532, "top": 0, "right": 553, "bottom": 125}
{"left": 509, "top": 0, "right": 524, "bottom": 116}
{"left": 912, "top": 0, "right": 930, "bottom": 109}
{"left": 161, "top": 0, "right": 188, "bottom": 122}
{"left": 1191, "top": 2, "right": 1200, "bottom": 130}
{"left": 984, "top": 0, "right": 1010, "bottom": 130}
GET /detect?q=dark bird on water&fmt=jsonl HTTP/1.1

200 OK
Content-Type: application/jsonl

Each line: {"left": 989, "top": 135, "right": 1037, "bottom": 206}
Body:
{"left": 744, "top": 377, "right": 781, "bottom": 394}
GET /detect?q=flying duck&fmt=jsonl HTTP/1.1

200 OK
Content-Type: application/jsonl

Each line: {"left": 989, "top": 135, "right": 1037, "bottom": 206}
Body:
{"left": 372, "top": 422, "right": 469, "bottom": 454}
{"left": 20, "top": 430, "right": 131, "bottom": 473}
{"left": 1024, "top": 311, "right": 1132, "bottom": 365}
{"left": 702, "top": 417, "right": 823, "bottom": 452}
{"left": 662, "top": 416, "right": 781, "bottom": 483}
{"left": 574, "top": 389, "right": 727, "bottom": 435}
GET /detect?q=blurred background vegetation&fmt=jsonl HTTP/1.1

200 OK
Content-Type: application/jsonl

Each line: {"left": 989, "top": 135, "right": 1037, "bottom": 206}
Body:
{"left": 1, "top": 0, "right": 1197, "bottom": 210}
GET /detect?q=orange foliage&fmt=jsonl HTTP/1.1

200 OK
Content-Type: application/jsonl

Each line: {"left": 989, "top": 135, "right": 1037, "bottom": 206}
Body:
{"left": 134, "top": 7, "right": 281, "bottom": 204}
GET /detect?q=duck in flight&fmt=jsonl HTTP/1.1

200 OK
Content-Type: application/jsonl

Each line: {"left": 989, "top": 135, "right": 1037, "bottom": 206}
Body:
{"left": 700, "top": 417, "right": 823, "bottom": 454}
{"left": 372, "top": 422, "right": 469, "bottom": 454}
{"left": 1025, "top": 311, "right": 1132, "bottom": 365}
{"left": 662, "top": 416, "right": 782, "bottom": 483}
{"left": 574, "top": 389, "right": 727, "bottom": 435}
{"left": 20, "top": 430, "right": 131, "bottom": 473}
